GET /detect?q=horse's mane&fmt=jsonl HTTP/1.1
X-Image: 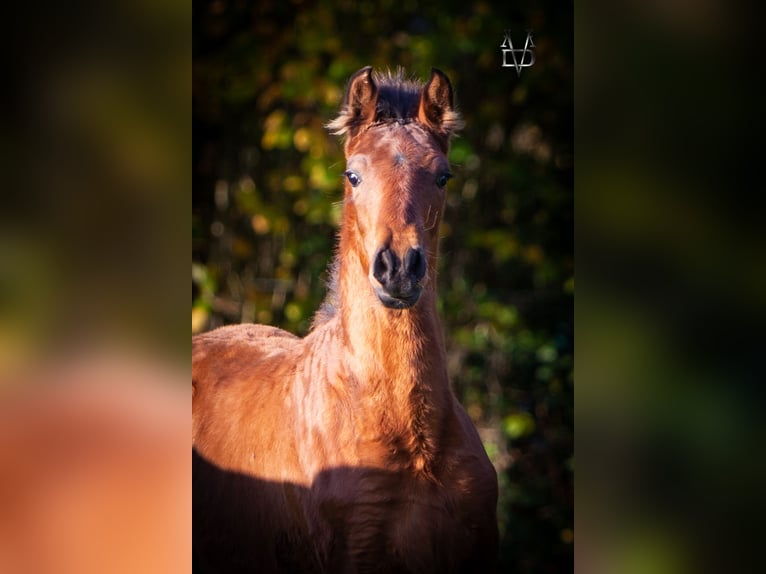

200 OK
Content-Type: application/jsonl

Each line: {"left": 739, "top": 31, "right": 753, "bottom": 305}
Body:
{"left": 311, "top": 255, "right": 340, "bottom": 329}
{"left": 326, "top": 68, "right": 462, "bottom": 136}
{"left": 372, "top": 68, "right": 426, "bottom": 124}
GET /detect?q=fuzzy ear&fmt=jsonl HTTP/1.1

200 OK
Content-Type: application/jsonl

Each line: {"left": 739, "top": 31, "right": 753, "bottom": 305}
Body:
{"left": 326, "top": 66, "right": 378, "bottom": 139}
{"left": 418, "top": 68, "right": 462, "bottom": 149}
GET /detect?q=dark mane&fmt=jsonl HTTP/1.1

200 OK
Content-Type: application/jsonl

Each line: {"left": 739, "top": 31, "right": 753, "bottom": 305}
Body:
{"left": 372, "top": 69, "right": 424, "bottom": 123}
{"left": 311, "top": 255, "right": 340, "bottom": 329}
{"left": 326, "top": 68, "right": 462, "bottom": 137}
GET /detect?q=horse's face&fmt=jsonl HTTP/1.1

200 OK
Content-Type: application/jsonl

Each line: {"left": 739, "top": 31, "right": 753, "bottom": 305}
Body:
{"left": 332, "top": 67, "right": 461, "bottom": 309}
{"left": 343, "top": 124, "right": 450, "bottom": 309}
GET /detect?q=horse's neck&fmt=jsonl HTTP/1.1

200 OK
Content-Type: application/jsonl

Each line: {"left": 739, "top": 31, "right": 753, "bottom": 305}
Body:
{"left": 335, "top": 246, "right": 448, "bottom": 390}
{"left": 315, "top": 251, "right": 453, "bottom": 471}
{"left": 343, "top": 290, "right": 446, "bottom": 389}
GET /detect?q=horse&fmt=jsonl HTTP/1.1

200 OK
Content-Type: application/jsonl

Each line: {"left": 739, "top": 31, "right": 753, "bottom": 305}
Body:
{"left": 192, "top": 66, "right": 499, "bottom": 573}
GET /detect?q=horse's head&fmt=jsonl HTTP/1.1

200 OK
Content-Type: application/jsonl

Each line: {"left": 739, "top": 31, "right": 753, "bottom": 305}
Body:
{"left": 329, "top": 67, "right": 461, "bottom": 309}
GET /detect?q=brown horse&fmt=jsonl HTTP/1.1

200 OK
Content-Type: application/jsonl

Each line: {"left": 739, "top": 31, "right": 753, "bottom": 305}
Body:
{"left": 193, "top": 67, "right": 498, "bottom": 573}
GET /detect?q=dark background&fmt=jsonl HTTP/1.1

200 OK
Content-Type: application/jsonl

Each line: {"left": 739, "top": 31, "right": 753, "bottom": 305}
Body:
{"left": 192, "top": 1, "right": 573, "bottom": 572}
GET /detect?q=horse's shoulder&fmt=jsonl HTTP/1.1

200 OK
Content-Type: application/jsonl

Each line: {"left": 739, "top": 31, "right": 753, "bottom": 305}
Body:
{"left": 438, "top": 402, "right": 499, "bottom": 564}
{"left": 447, "top": 402, "right": 497, "bottom": 485}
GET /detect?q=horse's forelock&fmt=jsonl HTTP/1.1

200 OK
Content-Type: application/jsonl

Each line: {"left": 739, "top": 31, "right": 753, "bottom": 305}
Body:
{"left": 326, "top": 68, "right": 462, "bottom": 139}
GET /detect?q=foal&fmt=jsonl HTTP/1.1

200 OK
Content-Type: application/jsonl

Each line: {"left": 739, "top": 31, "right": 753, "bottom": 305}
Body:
{"left": 193, "top": 67, "right": 498, "bottom": 573}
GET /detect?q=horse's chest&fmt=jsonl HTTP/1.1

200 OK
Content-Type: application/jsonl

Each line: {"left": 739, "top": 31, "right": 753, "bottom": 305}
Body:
{"left": 312, "top": 468, "right": 474, "bottom": 572}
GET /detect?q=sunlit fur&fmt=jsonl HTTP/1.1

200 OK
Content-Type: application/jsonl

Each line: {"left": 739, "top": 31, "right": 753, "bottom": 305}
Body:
{"left": 193, "top": 67, "right": 498, "bottom": 573}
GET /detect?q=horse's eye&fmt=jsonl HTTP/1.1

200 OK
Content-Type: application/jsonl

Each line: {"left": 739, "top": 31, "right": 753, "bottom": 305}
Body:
{"left": 436, "top": 173, "right": 453, "bottom": 188}
{"left": 344, "top": 170, "right": 362, "bottom": 187}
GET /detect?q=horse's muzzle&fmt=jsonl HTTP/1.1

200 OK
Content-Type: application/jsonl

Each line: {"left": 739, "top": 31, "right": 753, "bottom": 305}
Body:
{"left": 371, "top": 246, "right": 426, "bottom": 309}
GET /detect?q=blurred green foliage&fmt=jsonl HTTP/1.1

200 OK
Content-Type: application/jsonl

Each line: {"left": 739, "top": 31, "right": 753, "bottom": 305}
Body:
{"left": 576, "top": 3, "right": 766, "bottom": 573}
{"left": 193, "top": 1, "right": 572, "bottom": 571}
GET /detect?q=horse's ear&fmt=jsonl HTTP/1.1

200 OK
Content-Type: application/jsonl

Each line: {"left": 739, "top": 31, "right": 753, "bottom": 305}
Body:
{"left": 327, "top": 66, "right": 378, "bottom": 139}
{"left": 418, "top": 68, "right": 462, "bottom": 149}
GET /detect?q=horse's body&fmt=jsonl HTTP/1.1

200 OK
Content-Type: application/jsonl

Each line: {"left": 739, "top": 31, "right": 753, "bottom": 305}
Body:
{"left": 193, "top": 67, "right": 498, "bottom": 573}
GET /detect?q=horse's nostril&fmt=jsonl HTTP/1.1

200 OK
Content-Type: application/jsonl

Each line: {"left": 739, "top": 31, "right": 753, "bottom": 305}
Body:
{"left": 372, "top": 247, "right": 425, "bottom": 306}
{"left": 373, "top": 248, "right": 398, "bottom": 285}
{"left": 404, "top": 247, "right": 426, "bottom": 282}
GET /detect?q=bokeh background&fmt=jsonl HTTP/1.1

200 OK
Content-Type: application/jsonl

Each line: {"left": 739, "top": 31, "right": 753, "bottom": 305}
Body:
{"left": 576, "top": 2, "right": 766, "bottom": 573}
{"left": 1, "top": 1, "right": 190, "bottom": 572}
{"left": 193, "top": 1, "right": 573, "bottom": 572}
